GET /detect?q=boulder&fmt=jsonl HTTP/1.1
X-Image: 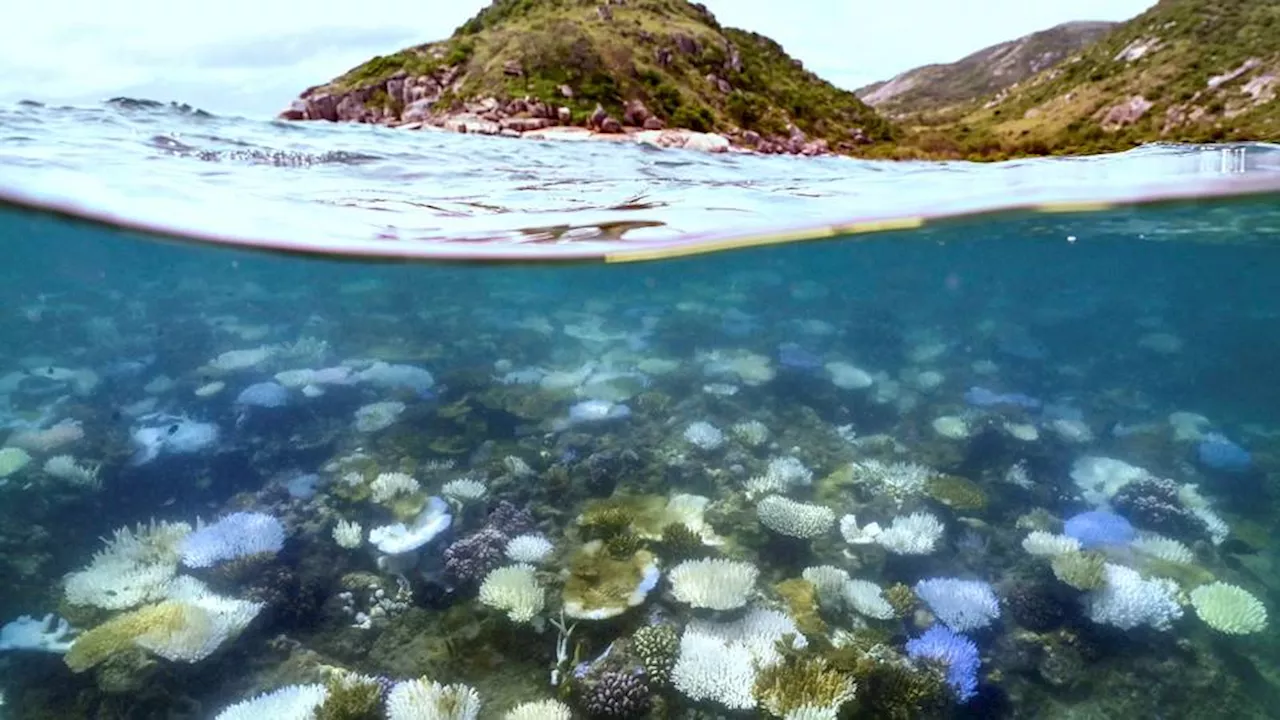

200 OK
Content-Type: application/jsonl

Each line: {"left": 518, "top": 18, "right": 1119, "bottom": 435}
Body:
{"left": 642, "top": 116, "right": 665, "bottom": 130}
{"left": 503, "top": 60, "right": 524, "bottom": 76}
{"left": 557, "top": 106, "right": 573, "bottom": 124}
{"left": 683, "top": 132, "right": 730, "bottom": 153}
{"left": 588, "top": 104, "right": 610, "bottom": 129}
{"left": 600, "top": 117, "right": 623, "bottom": 134}
{"left": 623, "top": 99, "right": 651, "bottom": 127}
{"left": 501, "top": 117, "right": 555, "bottom": 132}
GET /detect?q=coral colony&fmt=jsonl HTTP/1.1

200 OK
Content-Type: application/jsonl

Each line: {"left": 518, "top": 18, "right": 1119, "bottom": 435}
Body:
{"left": 0, "top": 267, "right": 1275, "bottom": 720}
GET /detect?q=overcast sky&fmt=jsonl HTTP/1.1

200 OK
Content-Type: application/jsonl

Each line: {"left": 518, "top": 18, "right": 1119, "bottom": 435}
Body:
{"left": 1, "top": 0, "right": 1155, "bottom": 118}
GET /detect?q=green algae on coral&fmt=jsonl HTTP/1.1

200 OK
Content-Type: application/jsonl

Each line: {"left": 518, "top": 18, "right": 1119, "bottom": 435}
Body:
{"left": 1050, "top": 550, "right": 1107, "bottom": 591}
{"left": 925, "top": 474, "right": 988, "bottom": 512}
{"left": 561, "top": 540, "right": 659, "bottom": 620}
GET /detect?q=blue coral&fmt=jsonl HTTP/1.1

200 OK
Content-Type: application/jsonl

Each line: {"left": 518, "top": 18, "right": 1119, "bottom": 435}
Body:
{"left": 1197, "top": 433, "right": 1252, "bottom": 472}
{"left": 1063, "top": 509, "right": 1135, "bottom": 549}
{"left": 178, "top": 511, "right": 285, "bottom": 568}
{"left": 905, "top": 625, "right": 981, "bottom": 703}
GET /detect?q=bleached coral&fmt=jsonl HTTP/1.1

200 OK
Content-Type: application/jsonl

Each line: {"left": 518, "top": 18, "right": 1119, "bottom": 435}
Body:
{"left": 1022, "top": 531, "right": 1081, "bottom": 557}
{"left": 386, "top": 678, "right": 481, "bottom": 720}
{"left": 1178, "top": 483, "right": 1230, "bottom": 545}
{"left": 1131, "top": 533, "right": 1194, "bottom": 565}
{"left": 876, "top": 512, "right": 944, "bottom": 555}
{"left": 1070, "top": 456, "right": 1150, "bottom": 506}
{"left": 371, "top": 471, "right": 420, "bottom": 503}
{"left": 354, "top": 401, "right": 406, "bottom": 433}
{"left": 672, "top": 607, "right": 807, "bottom": 710}
{"left": 42, "top": 455, "right": 101, "bottom": 488}
{"left": 730, "top": 420, "right": 770, "bottom": 446}
{"left": 843, "top": 579, "right": 896, "bottom": 620}
{"left": 1084, "top": 563, "right": 1183, "bottom": 631}
{"left": 505, "top": 534, "right": 554, "bottom": 564}
{"left": 668, "top": 558, "right": 758, "bottom": 611}
{"left": 838, "top": 514, "right": 882, "bottom": 545}
{"left": 756, "top": 495, "right": 835, "bottom": 539}
{"left": 479, "top": 564, "right": 544, "bottom": 623}
{"left": 745, "top": 456, "right": 814, "bottom": 498}
{"left": 64, "top": 519, "right": 192, "bottom": 610}
{"left": 850, "top": 459, "right": 931, "bottom": 504}
{"left": 683, "top": 421, "right": 725, "bottom": 450}
{"left": 442, "top": 476, "right": 487, "bottom": 503}
{"left": 802, "top": 565, "right": 851, "bottom": 609}
{"left": 178, "top": 512, "right": 285, "bottom": 568}
{"left": 503, "top": 700, "right": 572, "bottom": 720}
{"left": 134, "top": 576, "right": 264, "bottom": 663}
{"left": 213, "top": 684, "right": 328, "bottom": 720}
{"left": 1190, "top": 582, "right": 1267, "bottom": 635}
{"left": 914, "top": 578, "right": 1001, "bottom": 631}
{"left": 333, "top": 519, "right": 363, "bottom": 549}
{"left": 671, "top": 630, "right": 757, "bottom": 710}
{"left": 0, "top": 614, "right": 75, "bottom": 652}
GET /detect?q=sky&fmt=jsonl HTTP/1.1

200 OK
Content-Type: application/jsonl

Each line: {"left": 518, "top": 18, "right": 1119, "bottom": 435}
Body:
{"left": 1, "top": 0, "right": 1156, "bottom": 118}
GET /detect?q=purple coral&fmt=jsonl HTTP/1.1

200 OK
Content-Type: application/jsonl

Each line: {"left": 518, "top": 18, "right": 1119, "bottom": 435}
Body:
{"left": 442, "top": 527, "right": 507, "bottom": 585}
{"left": 485, "top": 500, "right": 535, "bottom": 537}
{"left": 906, "top": 625, "right": 980, "bottom": 702}
{"left": 581, "top": 668, "right": 651, "bottom": 718}
{"left": 1111, "top": 476, "right": 1203, "bottom": 540}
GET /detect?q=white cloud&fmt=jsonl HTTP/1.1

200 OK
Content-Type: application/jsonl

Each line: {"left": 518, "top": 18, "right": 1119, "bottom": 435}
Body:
{"left": 0, "top": 0, "right": 1154, "bottom": 116}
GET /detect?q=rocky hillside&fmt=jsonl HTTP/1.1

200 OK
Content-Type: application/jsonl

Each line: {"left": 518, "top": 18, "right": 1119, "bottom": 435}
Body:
{"left": 939, "top": 0, "right": 1280, "bottom": 157}
{"left": 857, "top": 21, "right": 1116, "bottom": 118}
{"left": 280, "top": 0, "right": 894, "bottom": 155}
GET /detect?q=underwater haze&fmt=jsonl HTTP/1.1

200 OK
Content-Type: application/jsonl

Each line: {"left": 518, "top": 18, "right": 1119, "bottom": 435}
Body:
{"left": 2, "top": 100, "right": 1280, "bottom": 719}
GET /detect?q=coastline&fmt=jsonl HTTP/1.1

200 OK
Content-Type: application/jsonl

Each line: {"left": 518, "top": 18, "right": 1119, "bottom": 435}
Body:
{"left": 280, "top": 93, "right": 838, "bottom": 157}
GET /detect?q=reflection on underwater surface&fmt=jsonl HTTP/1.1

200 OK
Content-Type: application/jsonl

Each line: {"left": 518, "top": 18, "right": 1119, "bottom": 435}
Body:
{"left": 2, "top": 194, "right": 1280, "bottom": 719}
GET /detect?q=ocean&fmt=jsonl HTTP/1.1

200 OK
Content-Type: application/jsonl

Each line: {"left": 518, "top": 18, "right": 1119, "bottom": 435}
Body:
{"left": 1, "top": 98, "right": 1280, "bottom": 719}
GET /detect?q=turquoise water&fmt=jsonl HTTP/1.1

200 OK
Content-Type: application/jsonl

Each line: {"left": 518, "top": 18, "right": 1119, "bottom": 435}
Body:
{"left": 2, "top": 100, "right": 1280, "bottom": 719}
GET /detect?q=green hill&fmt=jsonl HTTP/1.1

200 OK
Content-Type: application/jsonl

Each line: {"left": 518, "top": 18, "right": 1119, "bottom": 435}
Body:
{"left": 929, "top": 0, "right": 1280, "bottom": 157}
{"left": 281, "top": 0, "right": 894, "bottom": 154}
{"left": 857, "top": 21, "right": 1116, "bottom": 118}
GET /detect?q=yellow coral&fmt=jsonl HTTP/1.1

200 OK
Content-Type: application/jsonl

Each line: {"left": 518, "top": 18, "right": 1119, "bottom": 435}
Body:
{"left": 64, "top": 601, "right": 187, "bottom": 673}
{"left": 1050, "top": 550, "right": 1107, "bottom": 590}
{"left": 925, "top": 475, "right": 987, "bottom": 512}
{"left": 753, "top": 654, "right": 856, "bottom": 717}
{"left": 775, "top": 578, "right": 827, "bottom": 639}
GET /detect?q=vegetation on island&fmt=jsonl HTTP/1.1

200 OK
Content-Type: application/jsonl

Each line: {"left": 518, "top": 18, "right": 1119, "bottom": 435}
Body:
{"left": 293, "top": 0, "right": 1280, "bottom": 161}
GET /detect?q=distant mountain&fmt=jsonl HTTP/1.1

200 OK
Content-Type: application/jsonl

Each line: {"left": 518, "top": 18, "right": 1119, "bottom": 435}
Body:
{"left": 953, "top": 0, "right": 1280, "bottom": 156}
{"left": 857, "top": 21, "right": 1116, "bottom": 117}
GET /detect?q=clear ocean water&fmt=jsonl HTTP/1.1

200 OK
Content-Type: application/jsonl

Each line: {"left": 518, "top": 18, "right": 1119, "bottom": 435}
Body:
{"left": 2, "top": 99, "right": 1280, "bottom": 719}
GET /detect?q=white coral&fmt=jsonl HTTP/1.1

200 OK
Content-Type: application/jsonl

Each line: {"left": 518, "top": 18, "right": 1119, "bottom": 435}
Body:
{"left": 876, "top": 512, "right": 944, "bottom": 555}
{"left": 333, "top": 519, "right": 363, "bottom": 549}
{"left": 213, "top": 684, "right": 328, "bottom": 720}
{"left": 668, "top": 558, "right": 758, "bottom": 610}
{"left": 1131, "top": 533, "right": 1193, "bottom": 564}
{"left": 371, "top": 471, "right": 420, "bottom": 503}
{"left": 503, "top": 700, "right": 572, "bottom": 720}
{"left": 1190, "top": 582, "right": 1267, "bottom": 635}
{"left": 64, "top": 519, "right": 192, "bottom": 610}
{"left": 442, "top": 477, "right": 487, "bottom": 503}
{"left": 843, "top": 579, "right": 896, "bottom": 620}
{"left": 1084, "top": 563, "right": 1183, "bottom": 631}
{"left": 1022, "top": 531, "right": 1081, "bottom": 557}
{"left": 505, "top": 534, "right": 554, "bottom": 564}
{"left": 756, "top": 496, "right": 835, "bottom": 539}
{"left": 386, "top": 678, "right": 481, "bottom": 720}
{"left": 479, "top": 564, "right": 545, "bottom": 623}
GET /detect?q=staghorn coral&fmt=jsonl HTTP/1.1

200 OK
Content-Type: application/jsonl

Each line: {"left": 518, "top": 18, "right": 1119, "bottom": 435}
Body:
{"left": 753, "top": 653, "right": 856, "bottom": 718}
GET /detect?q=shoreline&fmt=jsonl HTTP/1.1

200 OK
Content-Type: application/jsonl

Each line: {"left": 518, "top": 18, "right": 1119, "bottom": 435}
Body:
{"left": 280, "top": 93, "right": 839, "bottom": 157}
